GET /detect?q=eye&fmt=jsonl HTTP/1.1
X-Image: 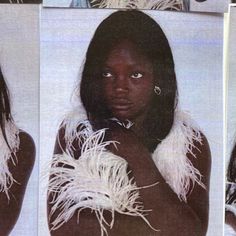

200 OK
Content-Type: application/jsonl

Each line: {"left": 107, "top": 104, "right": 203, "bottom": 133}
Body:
{"left": 102, "top": 71, "right": 113, "bottom": 79}
{"left": 130, "top": 72, "right": 143, "bottom": 79}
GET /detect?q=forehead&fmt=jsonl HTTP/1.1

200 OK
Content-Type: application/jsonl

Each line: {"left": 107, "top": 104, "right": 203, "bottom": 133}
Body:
{"left": 104, "top": 40, "right": 152, "bottom": 66}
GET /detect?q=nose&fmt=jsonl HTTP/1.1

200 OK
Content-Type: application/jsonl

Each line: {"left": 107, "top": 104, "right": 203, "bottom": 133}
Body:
{"left": 114, "top": 75, "right": 129, "bottom": 93}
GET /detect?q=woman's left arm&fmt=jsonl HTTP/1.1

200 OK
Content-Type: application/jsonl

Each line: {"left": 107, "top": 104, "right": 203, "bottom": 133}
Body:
{"left": 185, "top": 134, "right": 211, "bottom": 233}
{"left": 0, "top": 132, "right": 35, "bottom": 235}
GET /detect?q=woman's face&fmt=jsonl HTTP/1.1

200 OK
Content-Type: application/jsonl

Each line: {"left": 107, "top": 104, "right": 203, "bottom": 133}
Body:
{"left": 102, "top": 40, "right": 154, "bottom": 124}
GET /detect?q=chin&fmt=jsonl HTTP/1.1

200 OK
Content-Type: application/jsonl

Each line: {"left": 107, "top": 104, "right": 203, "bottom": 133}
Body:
{"left": 112, "top": 111, "right": 132, "bottom": 121}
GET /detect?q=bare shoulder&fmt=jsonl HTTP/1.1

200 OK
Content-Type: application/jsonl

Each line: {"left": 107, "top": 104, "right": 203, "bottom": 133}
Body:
{"left": 19, "top": 130, "right": 35, "bottom": 151}
{"left": 188, "top": 131, "right": 211, "bottom": 180}
{"left": 188, "top": 132, "right": 211, "bottom": 190}
{"left": 195, "top": 132, "right": 211, "bottom": 158}
{"left": 54, "top": 125, "right": 66, "bottom": 154}
{"left": 54, "top": 121, "right": 88, "bottom": 157}
{"left": 10, "top": 130, "right": 35, "bottom": 181}
{"left": 18, "top": 131, "right": 35, "bottom": 162}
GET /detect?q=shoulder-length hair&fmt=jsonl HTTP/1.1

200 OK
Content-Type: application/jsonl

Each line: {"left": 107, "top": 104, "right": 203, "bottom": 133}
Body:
{"left": 80, "top": 10, "right": 178, "bottom": 152}
{"left": 226, "top": 144, "right": 236, "bottom": 204}
{"left": 0, "top": 67, "right": 13, "bottom": 148}
{"left": 227, "top": 144, "right": 236, "bottom": 183}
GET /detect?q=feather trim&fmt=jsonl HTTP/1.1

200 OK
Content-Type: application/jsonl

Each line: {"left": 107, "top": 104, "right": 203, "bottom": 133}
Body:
{"left": 0, "top": 120, "right": 20, "bottom": 199}
{"left": 152, "top": 110, "right": 205, "bottom": 202}
{"left": 48, "top": 126, "right": 158, "bottom": 235}
{"left": 89, "top": 0, "right": 187, "bottom": 11}
{"left": 59, "top": 108, "right": 88, "bottom": 153}
{"left": 48, "top": 109, "right": 204, "bottom": 234}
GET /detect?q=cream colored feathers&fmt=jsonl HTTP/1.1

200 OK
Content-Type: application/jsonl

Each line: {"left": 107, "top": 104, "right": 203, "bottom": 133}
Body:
{"left": 152, "top": 110, "right": 205, "bottom": 202}
{"left": 0, "top": 121, "right": 20, "bottom": 199}
{"left": 48, "top": 109, "right": 204, "bottom": 234}
{"left": 48, "top": 124, "right": 157, "bottom": 235}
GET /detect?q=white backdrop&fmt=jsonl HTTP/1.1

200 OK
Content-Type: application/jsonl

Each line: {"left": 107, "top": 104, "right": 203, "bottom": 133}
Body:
{"left": 40, "top": 9, "right": 224, "bottom": 236}
{"left": 0, "top": 5, "right": 39, "bottom": 236}
{"left": 227, "top": 6, "right": 236, "bottom": 163}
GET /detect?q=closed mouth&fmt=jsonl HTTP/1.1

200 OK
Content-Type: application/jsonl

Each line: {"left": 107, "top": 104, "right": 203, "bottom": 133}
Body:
{"left": 112, "top": 104, "right": 131, "bottom": 110}
{"left": 110, "top": 99, "right": 132, "bottom": 110}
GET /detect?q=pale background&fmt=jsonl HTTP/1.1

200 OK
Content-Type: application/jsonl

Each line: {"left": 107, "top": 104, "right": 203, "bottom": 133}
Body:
{"left": 39, "top": 9, "right": 224, "bottom": 236}
{"left": 225, "top": 6, "right": 236, "bottom": 236}
{"left": 43, "top": 0, "right": 229, "bottom": 13}
{"left": 226, "top": 6, "right": 236, "bottom": 163}
{"left": 0, "top": 5, "right": 39, "bottom": 236}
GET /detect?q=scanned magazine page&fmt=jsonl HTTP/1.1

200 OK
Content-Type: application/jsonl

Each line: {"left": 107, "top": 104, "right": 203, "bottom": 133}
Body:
{"left": 0, "top": 5, "right": 39, "bottom": 236}
{"left": 39, "top": 8, "right": 224, "bottom": 236}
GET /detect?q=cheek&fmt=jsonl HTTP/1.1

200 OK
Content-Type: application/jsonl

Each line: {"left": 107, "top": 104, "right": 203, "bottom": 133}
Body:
{"left": 138, "top": 93, "right": 153, "bottom": 109}
{"left": 102, "top": 81, "right": 113, "bottom": 100}
{"left": 132, "top": 83, "right": 154, "bottom": 106}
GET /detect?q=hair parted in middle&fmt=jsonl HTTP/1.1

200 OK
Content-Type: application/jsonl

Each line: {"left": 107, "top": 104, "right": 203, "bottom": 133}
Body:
{"left": 80, "top": 10, "right": 178, "bottom": 152}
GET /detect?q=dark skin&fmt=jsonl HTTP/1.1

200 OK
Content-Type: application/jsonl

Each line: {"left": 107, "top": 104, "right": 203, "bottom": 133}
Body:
{"left": 0, "top": 131, "right": 35, "bottom": 236}
{"left": 48, "top": 40, "right": 211, "bottom": 236}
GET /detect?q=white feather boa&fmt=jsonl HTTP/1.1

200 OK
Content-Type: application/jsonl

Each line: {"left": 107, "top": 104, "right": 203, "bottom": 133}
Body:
{"left": 0, "top": 121, "right": 20, "bottom": 199}
{"left": 152, "top": 110, "right": 205, "bottom": 201}
{"left": 48, "top": 109, "right": 204, "bottom": 235}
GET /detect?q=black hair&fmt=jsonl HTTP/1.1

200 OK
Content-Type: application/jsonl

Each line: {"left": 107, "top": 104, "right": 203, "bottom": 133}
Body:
{"left": 80, "top": 10, "right": 178, "bottom": 152}
{"left": 0, "top": 67, "right": 13, "bottom": 149}
{"left": 227, "top": 144, "right": 236, "bottom": 183}
{"left": 226, "top": 144, "right": 236, "bottom": 205}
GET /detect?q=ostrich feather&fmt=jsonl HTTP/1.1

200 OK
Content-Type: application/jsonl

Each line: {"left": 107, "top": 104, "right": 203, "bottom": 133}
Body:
{"left": 48, "top": 125, "right": 158, "bottom": 235}
{"left": 48, "top": 109, "right": 205, "bottom": 234}
{"left": 152, "top": 110, "right": 205, "bottom": 202}
{"left": 60, "top": 109, "right": 91, "bottom": 154}
{"left": 0, "top": 120, "right": 20, "bottom": 199}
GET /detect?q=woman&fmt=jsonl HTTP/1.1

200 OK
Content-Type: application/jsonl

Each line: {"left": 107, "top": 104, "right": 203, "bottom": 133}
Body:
{"left": 225, "top": 143, "right": 236, "bottom": 234}
{"left": 47, "top": 10, "right": 211, "bottom": 236}
{"left": 0, "top": 68, "right": 35, "bottom": 235}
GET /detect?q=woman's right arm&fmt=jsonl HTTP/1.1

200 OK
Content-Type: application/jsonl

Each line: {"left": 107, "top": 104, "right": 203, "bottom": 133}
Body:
{"left": 48, "top": 123, "right": 210, "bottom": 236}
{"left": 47, "top": 126, "right": 102, "bottom": 235}
{"left": 47, "top": 125, "right": 157, "bottom": 236}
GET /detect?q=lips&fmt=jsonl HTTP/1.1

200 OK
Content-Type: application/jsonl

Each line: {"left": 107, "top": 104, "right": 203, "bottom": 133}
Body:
{"left": 110, "top": 98, "right": 132, "bottom": 111}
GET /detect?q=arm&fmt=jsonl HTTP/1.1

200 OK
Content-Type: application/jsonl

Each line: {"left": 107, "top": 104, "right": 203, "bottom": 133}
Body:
{"left": 48, "top": 124, "right": 211, "bottom": 236}
{"left": 0, "top": 131, "right": 35, "bottom": 236}
{"left": 48, "top": 126, "right": 153, "bottom": 236}
{"left": 47, "top": 126, "right": 102, "bottom": 235}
